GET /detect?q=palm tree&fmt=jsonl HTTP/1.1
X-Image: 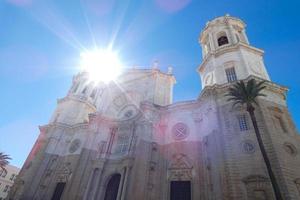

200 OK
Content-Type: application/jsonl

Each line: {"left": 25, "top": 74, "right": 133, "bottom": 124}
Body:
{"left": 226, "top": 79, "right": 283, "bottom": 200}
{"left": 0, "top": 152, "right": 11, "bottom": 172}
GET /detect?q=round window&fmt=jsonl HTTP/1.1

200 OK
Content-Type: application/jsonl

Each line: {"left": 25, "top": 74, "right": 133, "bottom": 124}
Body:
{"left": 172, "top": 123, "right": 189, "bottom": 140}
{"left": 69, "top": 139, "right": 81, "bottom": 153}
{"left": 241, "top": 140, "right": 255, "bottom": 154}
{"left": 283, "top": 143, "right": 297, "bottom": 156}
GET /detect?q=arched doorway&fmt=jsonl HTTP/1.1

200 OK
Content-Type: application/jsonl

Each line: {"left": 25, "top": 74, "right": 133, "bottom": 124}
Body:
{"left": 104, "top": 174, "right": 121, "bottom": 200}
{"left": 51, "top": 182, "right": 66, "bottom": 200}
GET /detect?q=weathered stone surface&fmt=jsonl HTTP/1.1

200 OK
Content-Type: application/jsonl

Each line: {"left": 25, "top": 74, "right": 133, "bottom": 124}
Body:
{"left": 8, "top": 15, "right": 300, "bottom": 200}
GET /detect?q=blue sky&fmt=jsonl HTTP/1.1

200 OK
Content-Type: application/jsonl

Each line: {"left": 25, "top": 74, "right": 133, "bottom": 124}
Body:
{"left": 0, "top": 0, "right": 299, "bottom": 167}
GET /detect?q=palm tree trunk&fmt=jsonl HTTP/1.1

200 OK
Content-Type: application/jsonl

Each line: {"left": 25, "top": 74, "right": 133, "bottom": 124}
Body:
{"left": 247, "top": 105, "right": 283, "bottom": 200}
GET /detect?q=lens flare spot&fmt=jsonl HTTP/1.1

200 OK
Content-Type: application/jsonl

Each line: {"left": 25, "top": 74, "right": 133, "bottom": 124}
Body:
{"left": 80, "top": 49, "right": 122, "bottom": 83}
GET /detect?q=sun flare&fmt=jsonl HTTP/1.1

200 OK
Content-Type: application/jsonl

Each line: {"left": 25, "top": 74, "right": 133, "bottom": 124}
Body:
{"left": 80, "top": 49, "right": 122, "bottom": 83}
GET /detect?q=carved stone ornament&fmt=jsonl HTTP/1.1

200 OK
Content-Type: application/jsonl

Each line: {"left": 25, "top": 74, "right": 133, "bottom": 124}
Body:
{"left": 242, "top": 175, "right": 269, "bottom": 184}
{"left": 56, "top": 163, "right": 72, "bottom": 182}
{"left": 168, "top": 154, "right": 193, "bottom": 181}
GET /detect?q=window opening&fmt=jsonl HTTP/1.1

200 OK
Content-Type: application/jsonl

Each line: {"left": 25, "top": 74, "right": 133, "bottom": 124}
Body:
{"left": 238, "top": 115, "right": 249, "bottom": 131}
{"left": 226, "top": 67, "right": 237, "bottom": 82}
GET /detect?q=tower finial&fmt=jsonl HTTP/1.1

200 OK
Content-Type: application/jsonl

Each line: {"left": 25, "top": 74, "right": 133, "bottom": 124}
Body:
{"left": 152, "top": 60, "right": 159, "bottom": 70}
{"left": 167, "top": 66, "right": 173, "bottom": 74}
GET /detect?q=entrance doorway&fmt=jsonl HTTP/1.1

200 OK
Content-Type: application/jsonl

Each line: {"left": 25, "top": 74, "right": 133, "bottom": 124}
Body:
{"left": 51, "top": 182, "right": 66, "bottom": 200}
{"left": 104, "top": 174, "right": 121, "bottom": 200}
{"left": 170, "top": 181, "right": 191, "bottom": 200}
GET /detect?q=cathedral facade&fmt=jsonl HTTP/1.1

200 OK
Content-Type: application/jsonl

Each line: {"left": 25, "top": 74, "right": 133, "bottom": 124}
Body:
{"left": 9, "top": 15, "right": 300, "bottom": 200}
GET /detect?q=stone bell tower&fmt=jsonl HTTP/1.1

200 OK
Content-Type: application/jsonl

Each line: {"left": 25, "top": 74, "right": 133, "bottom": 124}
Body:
{"left": 49, "top": 72, "right": 98, "bottom": 125}
{"left": 198, "top": 14, "right": 270, "bottom": 88}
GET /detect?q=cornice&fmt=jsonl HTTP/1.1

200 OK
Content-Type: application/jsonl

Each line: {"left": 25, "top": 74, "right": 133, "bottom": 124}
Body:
{"left": 88, "top": 111, "right": 143, "bottom": 126}
{"left": 57, "top": 95, "right": 97, "bottom": 111}
{"left": 114, "top": 69, "right": 176, "bottom": 86}
{"left": 197, "top": 75, "right": 288, "bottom": 100}
{"left": 39, "top": 122, "right": 89, "bottom": 132}
{"left": 141, "top": 99, "right": 201, "bottom": 113}
{"left": 200, "top": 15, "right": 246, "bottom": 41}
{"left": 198, "top": 43, "right": 264, "bottom": 73}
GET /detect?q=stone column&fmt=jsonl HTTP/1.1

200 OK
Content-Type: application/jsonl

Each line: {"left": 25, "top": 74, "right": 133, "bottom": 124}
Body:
{"left": 120, "top": 167, "right": 129, "bottom": 200}
{"left": 116, "top": 168, "right": 126, "bottom": 200}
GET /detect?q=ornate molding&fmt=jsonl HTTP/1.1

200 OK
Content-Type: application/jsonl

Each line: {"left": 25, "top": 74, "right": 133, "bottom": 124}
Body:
{"left": 168, "top": 154, "right": 193, "bottom": 181}
{"left": 56, "top": 163, "right": 72, "bottom": 183}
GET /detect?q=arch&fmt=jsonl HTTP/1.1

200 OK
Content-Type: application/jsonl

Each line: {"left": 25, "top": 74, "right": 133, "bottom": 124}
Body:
{"left": 90, "top": 88, "right": 97, "bottom": 98}
{"left": 217, "top": 32, "right": 229, "bottom": 46}
{"left": 242, "top": 175, "right": 273, "bottom": 200}
{"left": 72, "top": 82, "right": 80, "bottom": 93}
{"left": 235, "top": 33, "right": 240, "bottom": 42}
{"left": 51, "top": 182, "right": 66, "bottom": 200}
{"left": 82, "top": 86, "right": 88, "bottom": 94}
{"left": 104, "top": 173, "right": 121, "bottom": 200}
{"left": 202, "top": 36, "right": 211, "bottom": 55}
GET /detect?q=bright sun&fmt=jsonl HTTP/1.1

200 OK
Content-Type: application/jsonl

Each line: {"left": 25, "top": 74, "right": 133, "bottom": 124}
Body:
{"left": 80, "top": 49, "right": 122, "bottom": 83}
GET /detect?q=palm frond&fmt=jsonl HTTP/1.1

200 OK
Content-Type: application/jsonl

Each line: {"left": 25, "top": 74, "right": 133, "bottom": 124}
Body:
{"left": 225, "top": 79, "right": 266, "bottom": 108}
{"left": 0, "top": 152, "right": 11, "bottom": 172}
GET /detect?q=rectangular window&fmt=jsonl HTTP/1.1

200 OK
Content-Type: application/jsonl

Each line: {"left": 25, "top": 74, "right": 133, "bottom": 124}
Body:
{"left": 1, "top": 171, "right": 7, "bottom": 178}
{"left": 238, "top": 115, "right": 249, "bottom": 131}
{"left": 225, "top": 67, "right": 237, "bottom": 82}
{"left": 10, "top": 174, "right": 15, "bottom": 181}
{"left": 275, "top": 116, "right": 287, "bottom": 133}
{"left": 114, "top": 135, "right": 130, "bottom": 155}
{"left": 3, "top": 185, "right": 9, "bottom": 193}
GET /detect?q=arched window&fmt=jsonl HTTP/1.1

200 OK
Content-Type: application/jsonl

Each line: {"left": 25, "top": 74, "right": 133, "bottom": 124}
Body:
{"left": 90, "top": 88, "right": 97, "bottom": 99}
{"left": 51, "top": 182, "right": 66, "bottom": 200}
{"left": 236, "top": 34, "right": 240, "bottom": 42}
{"left": 104, "top": 174, "right": 121, "bottom": 200}
{"left": 217, "top": 32, "right": 229, "bottom": 46}
{"left": 72, "top": 83, "right": 79, "bottom": 93}
{"left": 82, "top": 86, "right": 88, "bottom": 94}
{"left": 243, "top": 175, "right": 274, "bottom": 199}
{"left": 203, "top": 37, "right": 211, "bottom": 56}
{"left": 274, "top": 116, "right": 287, "bottom": 133}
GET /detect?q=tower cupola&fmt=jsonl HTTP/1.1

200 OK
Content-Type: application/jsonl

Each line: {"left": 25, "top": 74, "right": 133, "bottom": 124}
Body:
{"left": 198, "top": 15, "right": 270, "bottom": 89}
